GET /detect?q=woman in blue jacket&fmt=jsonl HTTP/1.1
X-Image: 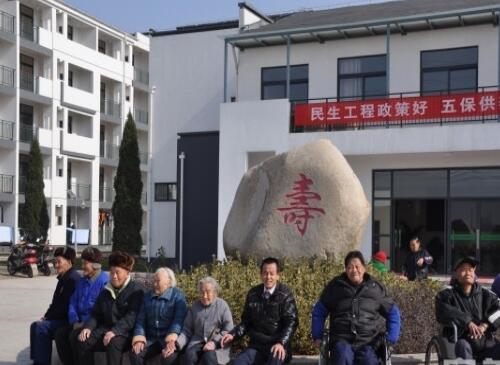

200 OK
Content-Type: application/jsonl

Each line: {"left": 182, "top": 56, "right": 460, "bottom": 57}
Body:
{"left": 130, "top": 267, "right": 187, "bottom": 365}
{"left": 55, "top": 247, "right": 108, "bottom": 365}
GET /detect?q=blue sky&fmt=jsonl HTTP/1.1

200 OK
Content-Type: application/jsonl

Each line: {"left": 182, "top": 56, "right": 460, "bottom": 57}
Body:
{"left": 63, "top": 0, "right": 384, "bottom": 34}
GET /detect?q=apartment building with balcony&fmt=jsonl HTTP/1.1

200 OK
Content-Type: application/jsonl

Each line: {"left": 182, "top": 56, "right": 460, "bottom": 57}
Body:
{"left": 0, "top": 0, "right": 151, "bottom": 247}
{"left": 218, "top": 0, "right": 500, "bottom": 276}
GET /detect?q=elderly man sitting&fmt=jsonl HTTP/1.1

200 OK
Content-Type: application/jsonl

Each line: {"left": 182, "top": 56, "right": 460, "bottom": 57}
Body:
{"left": 177, "top": 276, "right": 234, "bottom": 365}
{"left": 77, "top": 251, "right": 144, "bottom": 365}
{"left": 436, "top": 257, "right": 500, "bottom": 360}
{"left": 130, "top": 267, "right": 188, "bottom": 365}
{"left": 312, "top": 251, "right": 401, "bottom": 365}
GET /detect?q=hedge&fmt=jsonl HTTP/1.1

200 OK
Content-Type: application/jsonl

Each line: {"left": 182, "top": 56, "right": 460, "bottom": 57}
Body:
{"left": 140, "top": 255, "right": 444, "bottom": 354}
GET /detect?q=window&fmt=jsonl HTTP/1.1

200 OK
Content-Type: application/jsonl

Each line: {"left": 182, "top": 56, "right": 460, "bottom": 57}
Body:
{"left": 155, "top": 183, "right": 176, "bottom": 202}
{"left": 67, "top": 25, "right": 73, "bottom": 40}
{"left": 68, "top": 70, "right": 73, "bottom": 87}
{"left": 68, "top": 115, "right": 73, "bottom": 134}
{"left": 98, "top": 40, "right": 106, "bottom": 54}
{"left": 338, "top": 55, "right": 386, "bottom": 100}
{"left": 421, "top": 47, "right": 477, "bottom": 95}
{"left": 261, "top": 65, "right": 308, "bottom": 101}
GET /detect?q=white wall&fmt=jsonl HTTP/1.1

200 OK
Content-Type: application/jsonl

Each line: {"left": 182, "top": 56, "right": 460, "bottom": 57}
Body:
{"left": 219, "top": 99, "right": 500, "bottom": 258}
{"left": 237, "top": 25, "right": 498, "bottom": 101}
{"left": 150, "top": 26, "right": 237, "bottom": 258}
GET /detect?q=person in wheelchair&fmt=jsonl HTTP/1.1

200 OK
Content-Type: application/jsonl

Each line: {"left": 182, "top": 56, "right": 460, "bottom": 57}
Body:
{"left": 435, "top": 256, "right": 500, "bottom": 360}
{"left": 311, "top": 251, "right": 401, "bottom": 365}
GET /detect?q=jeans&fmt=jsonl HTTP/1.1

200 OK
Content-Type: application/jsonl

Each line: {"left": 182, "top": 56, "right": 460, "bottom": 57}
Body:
{"left": 330, "top": 340, "right": 379, "bottom": 365}
{"left": 30, "top": 319, "right": 66, "bottom": 365}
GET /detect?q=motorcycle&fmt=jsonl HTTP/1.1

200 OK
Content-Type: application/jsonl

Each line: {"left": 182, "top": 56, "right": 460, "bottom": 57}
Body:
{"left": 35, "top": 238, "right": 54, "bottom": 276}
{"left": 6, "top": 242, "right": 39, "bottom": 278}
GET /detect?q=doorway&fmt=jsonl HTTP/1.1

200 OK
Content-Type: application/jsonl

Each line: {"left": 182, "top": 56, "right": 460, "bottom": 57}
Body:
{"left": 449, "top": 199, "right": 500, "bottom": 275}
{"left": 393, "top": 199, "right": 446, "bottom": 274}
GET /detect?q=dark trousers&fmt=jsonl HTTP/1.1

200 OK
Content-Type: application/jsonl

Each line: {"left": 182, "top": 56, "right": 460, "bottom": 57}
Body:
{"left": 129, "top": 341, "right": 179, "bottom": 365}
{"left": 331, "top": 340, "right": 379, "bottom": 365}
{"left": 76, "top": 329, "right": 131, "bottom": 365}
{"left": 180, "top": 342, "right": 218, "bottom": 365}
{"left": 233, "top": 348, "right": 285, "bottom": 365}
{"left": 30, "top": 319, "right": 66, "bottom": 365}
{"left": 456, "top": 338, "right": 500, "bottom": 360}
{"left": 55, "top": 324, "right": 83, "bottom": 365}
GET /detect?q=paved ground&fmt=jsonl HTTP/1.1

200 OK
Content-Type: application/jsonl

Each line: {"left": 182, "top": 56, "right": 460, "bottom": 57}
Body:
{"left": 0, "top": 274, "right": 57, "bottom": 365}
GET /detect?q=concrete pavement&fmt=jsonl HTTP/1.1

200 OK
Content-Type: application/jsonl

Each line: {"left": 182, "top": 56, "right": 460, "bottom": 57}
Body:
{"left": 0, "top": 274, "right": 57, "bottom": 365}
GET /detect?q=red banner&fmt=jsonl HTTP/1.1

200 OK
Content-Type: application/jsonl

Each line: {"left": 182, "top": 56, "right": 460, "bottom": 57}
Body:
{"left": 293, "top": 91, "right": 500, "bottom": 127}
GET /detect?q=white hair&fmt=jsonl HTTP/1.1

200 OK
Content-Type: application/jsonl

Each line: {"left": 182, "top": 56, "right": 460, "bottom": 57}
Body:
{"left": 197, "top": 276, "right": 220, "bottom": 295}
{"left": 155, "top": 267, "right": 177, "bottom": 287}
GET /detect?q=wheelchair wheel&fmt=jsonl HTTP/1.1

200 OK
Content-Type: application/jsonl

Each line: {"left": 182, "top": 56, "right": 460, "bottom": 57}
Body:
{"left": 425, "top": 337, "right": 443, "bottom": 365}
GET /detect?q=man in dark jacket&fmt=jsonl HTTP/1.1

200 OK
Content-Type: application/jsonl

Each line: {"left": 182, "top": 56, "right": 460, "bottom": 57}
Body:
{"left": 402, "top": 237, "right": 433, "bottom": 281}
{"left": 30, "top": 246, "right": 80, "bottom": 365}
{"left": 221, "top": 257, "right": 298, "bottom": 365}
{"left": 436, "top": 256, "right": 500, "bottom": 360}
{"left": 55, "top": 247, "right": 109, "bottom": 365}
{"left": 77, "top": 251, "right": 144, "bottom": 365}
{"left": 311, "top": 251, "right": 401, "bottom": 365}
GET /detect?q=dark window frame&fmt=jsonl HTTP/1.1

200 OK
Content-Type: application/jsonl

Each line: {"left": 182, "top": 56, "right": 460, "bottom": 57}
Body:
{"left": 67, "top": 24, "right": 74, "bottom": 41}
{"left": 98, "top": 39, "right": 106, "bottom": 54}
{"left": 260, "top": 64, "right": 309, "bottom": 101}
{"left": 155, "top": 182, "right": 177, "bottom": 202}
{"left": 420, "top": 46, "right": 478, "bottom": 96}
{"left": 337, "top": 53, "right": 387, "bottom": 101}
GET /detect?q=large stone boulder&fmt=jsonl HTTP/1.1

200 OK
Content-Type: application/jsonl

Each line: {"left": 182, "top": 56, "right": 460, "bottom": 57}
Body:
{"left": 223, "top": 139, "right": 370, "bottom": 259}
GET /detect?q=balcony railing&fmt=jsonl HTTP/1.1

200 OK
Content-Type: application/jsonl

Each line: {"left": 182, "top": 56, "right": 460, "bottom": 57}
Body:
{"left": 68, "top": 183, "right": 91, "bottom": 201}
{"left": 100, "top": 99, "right": 121, "bottom": 118}
{"left": 0, "top": 11, "right": 15, "bottom": 34}
{"left": 0, "top": 174, "right": 14, "bottom": 193}
{"left": 100, "top": 141, "right": 119, "bottom": 160}
{"left": 98, "top": 226, "right": 112, "bottom": 245}
{"left": 20, "top": 70, "right": 34, "bottom": 92}
{"left": 0, "top": 65, "right": 14, "bottom": 87}
{"left": 99, "top": 186, "right": 114, "bottom": 203}
{"left": 20, "top": 24, "right": 35, "bottom": 42}
{"left": 0, "top": 120, "right": 14, "bottom": 140}
{"left": 134, "top": 108, "right": 148, "bottom": 125}
{"left": 290, "top": 86, "right": 500, "bottom": 133}
{"left": 19, "top": 124, "right": 38, "bottom": 143}
{"left": 134, "top": 68, "right": 149, "bottom": 85}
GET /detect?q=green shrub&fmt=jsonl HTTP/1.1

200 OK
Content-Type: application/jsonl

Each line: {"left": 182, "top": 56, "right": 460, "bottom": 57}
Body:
{"left": 159, "top": 256, "right": 443, "bottom": 355}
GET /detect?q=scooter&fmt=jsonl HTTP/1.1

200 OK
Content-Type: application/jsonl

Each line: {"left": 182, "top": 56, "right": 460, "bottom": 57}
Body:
{"left": 36, "top": 239, "right": 54, "bottom": 276}
{"left": 6, "top": 242, "right": 39, "bottom": 278}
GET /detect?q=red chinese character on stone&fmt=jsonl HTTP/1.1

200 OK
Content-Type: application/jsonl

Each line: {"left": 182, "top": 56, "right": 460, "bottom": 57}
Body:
{"left": 277, "top": 173, "right": 326, "bottom": 236}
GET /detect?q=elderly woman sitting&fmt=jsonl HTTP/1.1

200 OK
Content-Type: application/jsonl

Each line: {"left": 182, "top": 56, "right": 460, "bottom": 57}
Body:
{"left": 177, "top": 277, "right": 234, "bottom": 365}
{"left": 130, "top": 267, "right": 188, "bottom": 365}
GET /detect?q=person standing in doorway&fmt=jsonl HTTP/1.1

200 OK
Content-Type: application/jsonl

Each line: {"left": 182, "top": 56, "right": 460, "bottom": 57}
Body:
{"left": 402, "top": 237, "right": 433, "bottom": 281}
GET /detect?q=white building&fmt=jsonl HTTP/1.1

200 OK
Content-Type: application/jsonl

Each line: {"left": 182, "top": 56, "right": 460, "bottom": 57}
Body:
{"left": 220, "top": 0, "right": 500, "bottom": 276}
{"left": 0, "top": 0, "right": 151, "bottom": 248}
{"left": 149, "top": 19, "right": 238, "bottom": 267}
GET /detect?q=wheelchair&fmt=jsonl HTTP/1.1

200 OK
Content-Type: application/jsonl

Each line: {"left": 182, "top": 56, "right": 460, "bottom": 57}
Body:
{"left": 319, "top": 328, "right": 392, "bottom": 365}
{"left": 425, "top": 323, "right": 461, "bottom": 365}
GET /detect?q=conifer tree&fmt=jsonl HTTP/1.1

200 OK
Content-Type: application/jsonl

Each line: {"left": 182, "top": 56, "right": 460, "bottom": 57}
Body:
{"left": 112, "top": 112, "right": 143, "bottom": 254}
